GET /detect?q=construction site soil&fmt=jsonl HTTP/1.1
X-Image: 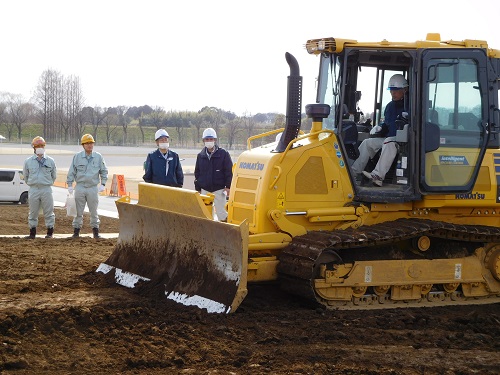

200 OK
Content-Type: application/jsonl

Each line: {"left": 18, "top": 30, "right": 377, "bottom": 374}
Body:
{"left": 0, "top": 204, "right": 499, "bottom": 374}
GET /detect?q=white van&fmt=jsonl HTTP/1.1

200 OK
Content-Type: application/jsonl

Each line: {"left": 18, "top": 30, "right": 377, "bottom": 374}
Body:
{"left": 0, "top": 168, "right": 29, "bottom": 204}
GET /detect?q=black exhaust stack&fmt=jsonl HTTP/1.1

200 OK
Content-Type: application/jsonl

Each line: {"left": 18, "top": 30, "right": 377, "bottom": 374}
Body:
{"left": 275, "top": 52, "right": 302, "bottom": 153}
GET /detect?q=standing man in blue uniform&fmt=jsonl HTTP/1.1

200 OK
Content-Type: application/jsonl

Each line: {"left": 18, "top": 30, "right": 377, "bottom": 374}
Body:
{"left": 67, "top": 134, "right": 108, "bottom": 239}
{"left": 194, "top": 128, "right": 233, "bottom": 222}
{"left": 23, "top": 136, "right": 57, "bottom": 239}
{"left": 143, "top": 129, "right": 184, "bottom": 187}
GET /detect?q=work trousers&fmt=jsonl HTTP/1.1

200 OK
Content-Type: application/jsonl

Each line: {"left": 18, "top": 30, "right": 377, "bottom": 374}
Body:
{"left": 351, "top": 136, "right": 396, "bottom": 177}
{"left": 372, "top": 141, "right": 398, "bottom": 180}
{"left": 72, "top": 185, "right": 100, "bottom": 229}
{"left": 351, "top": 138, "right": 385, "bottom": 175}
{"left": 28, "top": 185, "right": 55, "bottom": 229}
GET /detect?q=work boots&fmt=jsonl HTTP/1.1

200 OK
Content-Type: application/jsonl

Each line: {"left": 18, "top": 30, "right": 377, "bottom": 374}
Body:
{"left": 45, "top": 227, "right": 54, "bottom": 238}
{"left": 25, "top": 227, "right": 36, "bottom": 239}
{"left": 92, "top": 227, "right": 102, "bottom": 239}
{"left": 72, "top": 228, "right": 80, "bottom": 238}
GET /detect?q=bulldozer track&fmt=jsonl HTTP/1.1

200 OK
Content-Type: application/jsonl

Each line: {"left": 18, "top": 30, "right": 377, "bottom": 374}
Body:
{"left": 277, "top": 218, "right": 500, "bottom": 309}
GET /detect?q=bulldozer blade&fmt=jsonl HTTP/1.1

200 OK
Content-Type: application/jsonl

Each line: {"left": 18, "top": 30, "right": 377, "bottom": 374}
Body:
{"left": 97, "top": 198, "right": 248, "bottom": 314}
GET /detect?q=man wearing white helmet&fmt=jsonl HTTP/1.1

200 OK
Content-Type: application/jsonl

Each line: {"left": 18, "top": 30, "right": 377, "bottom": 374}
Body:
{"left": 194, "top": 127, "right": 233, "bottom": 222}
{"left": 67, "top": 133, "right": 108, "bottom": 239}
{"left": 351, "top": 73, "right": 409, "bottom": 186}
{"left": 23, "top": 136, "right": 57, "bottom": 239}
{"left": 143, "top": 129, "right": 184, "bottom": 187}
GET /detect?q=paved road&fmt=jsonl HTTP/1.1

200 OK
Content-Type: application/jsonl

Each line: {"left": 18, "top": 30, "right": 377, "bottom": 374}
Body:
{"left": 0, "top": 143, "right": 202, "bottom": 175}
{"left": 0, "top": 143, "right": 242, "bottom": 174}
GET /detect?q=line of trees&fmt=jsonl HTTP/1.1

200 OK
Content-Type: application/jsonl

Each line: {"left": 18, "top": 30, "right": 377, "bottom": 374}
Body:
{"left": 1, "top": 68, "right": 303, "bottom": 149}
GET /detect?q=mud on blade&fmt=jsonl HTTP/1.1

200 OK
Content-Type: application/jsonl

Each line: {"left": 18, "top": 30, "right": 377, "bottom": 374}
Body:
{"left": 97, "top": 199, "right": 248, "bottom": 313}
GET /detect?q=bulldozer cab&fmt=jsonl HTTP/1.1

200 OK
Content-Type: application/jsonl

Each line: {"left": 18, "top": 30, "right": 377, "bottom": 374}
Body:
{"left": 315, "top": 41, "right": 497, "bottom": 203}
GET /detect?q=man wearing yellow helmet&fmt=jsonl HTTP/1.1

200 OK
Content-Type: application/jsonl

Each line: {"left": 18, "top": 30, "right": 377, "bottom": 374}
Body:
{"left": 66, "top": 133, "right": 108, "bottom": 239}
{"left": 23, "top": 136, "right": 57, "bottom": 239}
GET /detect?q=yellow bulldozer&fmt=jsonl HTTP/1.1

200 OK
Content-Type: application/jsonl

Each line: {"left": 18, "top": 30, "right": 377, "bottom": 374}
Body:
{"left": 98, "top": 33, "right": 500, "bottom": 313}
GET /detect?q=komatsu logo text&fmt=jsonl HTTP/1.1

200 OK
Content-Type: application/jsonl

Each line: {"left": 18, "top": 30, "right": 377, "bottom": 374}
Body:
{"left": 455, "top": 192, "right": 485, "bottom": 200}
{"left": 239, "top": 161, "right": 265, "bottom": 171}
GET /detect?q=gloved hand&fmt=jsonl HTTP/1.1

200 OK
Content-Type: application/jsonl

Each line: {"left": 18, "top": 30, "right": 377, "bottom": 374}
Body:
{"left": 68, "top": 186, "right": 74, "bottom": 194}
{"left": 369, "top": 125, "right": 382, "bottom": 135}
{"left": 98, "top": 184, "right": 105, "bottom": 193}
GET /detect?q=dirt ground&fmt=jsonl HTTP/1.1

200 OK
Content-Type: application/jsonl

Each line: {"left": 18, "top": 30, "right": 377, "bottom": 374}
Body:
{"left": 0, "top": 205, "right": 499, "bottom": 375}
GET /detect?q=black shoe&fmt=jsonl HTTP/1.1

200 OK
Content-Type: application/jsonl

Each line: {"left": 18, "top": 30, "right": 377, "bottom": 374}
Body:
{"left": 45, "top": 227, "right": 54, "bottom": 238}
{"left": 25, "top": 227, "right": 36, "bottom": 239}
{"left": 92, "top": 228, "right": 102, "bottom": 239}
{"left": 72, "top": 228, "right": 80, "bottom": 238}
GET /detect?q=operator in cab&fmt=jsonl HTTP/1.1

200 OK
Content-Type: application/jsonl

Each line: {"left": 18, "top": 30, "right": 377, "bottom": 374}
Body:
{"left": 351, "top": 74, "right": 409, "bottom": 186}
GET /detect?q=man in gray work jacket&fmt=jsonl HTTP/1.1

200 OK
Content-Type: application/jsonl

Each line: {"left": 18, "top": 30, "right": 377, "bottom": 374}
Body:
{"left": 66, "top": 134, "right": 108, "bottom": 239}
{"left": 23, "top": 136, "right": 57, "bottom": 239}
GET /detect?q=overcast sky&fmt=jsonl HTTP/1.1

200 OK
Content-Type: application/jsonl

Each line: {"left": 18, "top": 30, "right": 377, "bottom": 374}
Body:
{"left": 1, "top": 0, "right": 499, "bottom": 116}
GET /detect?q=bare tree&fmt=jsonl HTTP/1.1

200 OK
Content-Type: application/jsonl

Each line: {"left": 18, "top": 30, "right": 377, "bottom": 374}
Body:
{"left": 65, "top": 75, "right": 85, "bottom": 141}
{"left": 198, "top": 106, "right": 228, "bottom": 136}
{"left": 241, "top": 111, "right": 256, "bottom": 139}
{"left": 274, "top": 113, "right": 285, "bottom": 130}
{"left": 226, "top": 117, "right": 244, "bottom": 149}
{"left": 81, "top": 106, "right": 108, "bottom": 139}
{"left": 32, "top": 69, "right": 84, "bottom": 143}
{"left": 0, "top": 101, "right": 6, "bottom": 124}
{"left": 209, "top": 107, "right": 224, "bottom": 136}
{"left": 6, "top": 93, "right": 32, "bottom": 140}
{"left": 0, "top": 95, "right": 16, "bottom": 140}
{"left": 149, "top": 106, "right": 165, "bottom": 129}
{"left": 133, "top": 105, "right": 153, "bottom": 143}
{"left": 116, "top": 106, "right": 130, "bottom": 145}
{"left": 164, "top": 110, "right": 187, "bottom": 146}
{"left": 55, "top": 77, "right": 68, "bottom": 142}
{"left": 102, "top": 110, "right": 119, "bottom": 145}
{"left": 33, "top": 69, "right": 63, "bottom": 141}
{"left": 190, "top": 111, "right": 203, "bottom": 146}
{"left": 138, "top": 113, "right": 147, "bottom": 143}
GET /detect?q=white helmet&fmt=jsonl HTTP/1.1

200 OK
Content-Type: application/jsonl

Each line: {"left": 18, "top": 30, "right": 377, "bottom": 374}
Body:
{"left": 155, "top": 129, "right": 169, "bottom": 140}
{"left": 202, "top": 128, "right": 217, "bottom": 139}
{"left": 387, "top": 74, "right": 408, "bottom": 90}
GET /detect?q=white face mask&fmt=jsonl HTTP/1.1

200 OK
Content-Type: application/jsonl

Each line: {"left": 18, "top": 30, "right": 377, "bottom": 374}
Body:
{"left": 205, "top": 141, "right": 215, "bottom": 149}
{"left": 158, "top": 142, "right": 169, "bottom": 150}
{"left": 35, "top": 148, "right": 45, "bottom": 155}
